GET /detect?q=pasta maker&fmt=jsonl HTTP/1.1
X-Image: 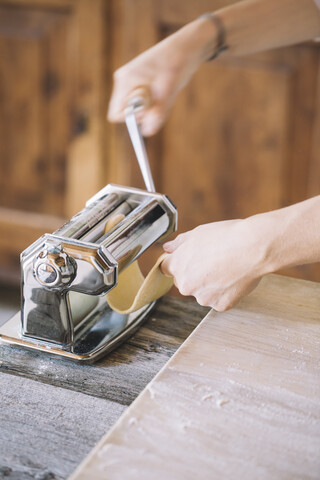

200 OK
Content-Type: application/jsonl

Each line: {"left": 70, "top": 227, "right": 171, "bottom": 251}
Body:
{"left": 0, "top": 100, "right": 177, "bottom": 363}
{"left": 0, "top": 185, "right": 176, "bottom": 362}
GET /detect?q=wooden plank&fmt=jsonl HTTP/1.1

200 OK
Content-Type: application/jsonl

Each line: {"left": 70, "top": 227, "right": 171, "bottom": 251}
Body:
{"left": 0, "top": 373, "right": 126, "bottom": 480}
{"left": 0, "top": 297, "right": 209, "bottom": 405}
{"left": 69, "top": 274, "right": 320, "bottom": 480}
{"left": 0, "top": 0, "right": 74, "bottom": 8}
{"left": 0, "top": 0, "right": 109, "bottom": 281}
{"left": 308, "top": 52, "right": 320, "bottom": 199}
{"left": 0, "top": 5, "right": 71, "bottom": 217}
{"left": 0, "top": 207, "right": 64, "bottom": 284}
{"left": 161, "top": 57, "right": 290, "bottom": 227}
{"left": 158, "top": 0, "right": 236, "bottom": 25}
{"left": 65, "top": 0, "right": 107, "bottom": 217}
{"left": 284, "top": 46, "right": 320, "bottom": 206}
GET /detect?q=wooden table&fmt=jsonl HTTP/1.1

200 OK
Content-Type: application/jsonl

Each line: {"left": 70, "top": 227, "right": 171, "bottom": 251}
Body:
{"left": 0, "top": 296, "right": 208, "bottom": 480}
{"left": 69, "top": 275, "right": 320, "bottom": 480}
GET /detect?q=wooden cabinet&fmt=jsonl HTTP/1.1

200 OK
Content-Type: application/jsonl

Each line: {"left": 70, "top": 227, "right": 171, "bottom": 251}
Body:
{"left": 0, "top": 0, "right": 110, "bottom": 283}
{"left": 1, "top": 0, "right": 320, "bottom": 284}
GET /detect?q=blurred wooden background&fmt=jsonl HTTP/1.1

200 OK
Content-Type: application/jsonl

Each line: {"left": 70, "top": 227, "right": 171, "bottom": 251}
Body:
{"left": 0, "top": 0, "right": 320, "bottom": 286}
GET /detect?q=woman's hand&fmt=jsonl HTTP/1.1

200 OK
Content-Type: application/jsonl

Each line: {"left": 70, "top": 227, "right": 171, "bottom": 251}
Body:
{"left": 107, "top": 18, "right": 217, "bottom": 136}
{"left": 107, "top": 0, "right": 320, "bottom": 137}
{"left": 161, "top": 196, "right": 320, "bottom": 310}
{"left": 161, "top": 216, "right": 274, "bottom": 311}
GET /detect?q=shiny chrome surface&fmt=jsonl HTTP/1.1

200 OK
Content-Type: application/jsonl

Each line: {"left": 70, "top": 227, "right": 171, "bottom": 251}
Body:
{"left": 0, "top": 299, "right": 155, "bottom": 363}
{"left": 21, "top": 234, "right": 118, "bottom": 344}
{"left": 99, "top": 199, "right": 171, "bottom": 270}
{"left": 125, "top": 105, "right": 156, "bottom": 192}
{"left": 54, "top": 192, "right": 123, "bottom": 239}
{"left": 34, "top": 245, "right": 77, "bottom": 288}
{"left": 0, "top": 185, "right": 177, "bottom": 361}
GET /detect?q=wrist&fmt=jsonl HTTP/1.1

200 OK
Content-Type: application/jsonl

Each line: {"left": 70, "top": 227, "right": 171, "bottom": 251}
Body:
{"left": 197, "top": 13, "right": 228, "bottom": 60}
{"left": 246, "top": 196, "right": 320, "bottom": 276}
{"left": 174, "top": 16, "right": 221, "bottom": 66}
{"left": 244, "top": 211, "right": 285, "bottom": 277}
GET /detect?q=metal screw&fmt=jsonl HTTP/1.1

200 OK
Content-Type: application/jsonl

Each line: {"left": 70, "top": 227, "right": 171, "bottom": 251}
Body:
{"left": 36, "top": 263, "right": 58, "bottom": 285}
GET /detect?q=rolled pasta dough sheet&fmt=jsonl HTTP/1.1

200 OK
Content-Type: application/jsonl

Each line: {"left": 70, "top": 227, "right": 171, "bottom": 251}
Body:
{"left": 105, "top": 215, "right": 173, "bottom": 314}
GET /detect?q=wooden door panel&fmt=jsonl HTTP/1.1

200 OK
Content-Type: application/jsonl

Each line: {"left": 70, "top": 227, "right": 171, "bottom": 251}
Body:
{"left": 0, "top": 5, "right": 70, "bottom": 216}
{"left": 0, "top": 207, "right": 62, "bottom": 284}
{"left": 161, "top": 61, "right": 289, "bottom": 230}
{"left": 0, "top": 0, "right": 107, "bottom": 282}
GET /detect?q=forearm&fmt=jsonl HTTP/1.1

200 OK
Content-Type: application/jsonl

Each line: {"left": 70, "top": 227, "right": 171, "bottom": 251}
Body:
{"left": 252, "top": 196, "right": 320, "bottom": 274}
{"left": 158, "top": 0, "right": 320, "bottom": 67}
{"left": 108, "top": 0, "right": 320, "bottom": 133}
{"left": 216, "top": 0, "right": 320, "bottom": 57}
{"left": 161, "top": 197, "right": 320, "bottom": 310}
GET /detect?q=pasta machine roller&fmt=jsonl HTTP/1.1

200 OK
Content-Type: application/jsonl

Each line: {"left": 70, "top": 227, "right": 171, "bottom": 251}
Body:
{"left": 0, "top": 184, "right": 177, "bottom": 362}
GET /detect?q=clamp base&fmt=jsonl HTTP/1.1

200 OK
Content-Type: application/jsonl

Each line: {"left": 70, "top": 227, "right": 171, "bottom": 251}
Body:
{"left": 0, "top": 299, "right": 155, "bottom": 363}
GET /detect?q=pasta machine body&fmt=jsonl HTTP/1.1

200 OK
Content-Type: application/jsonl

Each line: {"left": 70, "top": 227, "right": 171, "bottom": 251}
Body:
{"left": 0, "top": 185, "right": 177, "bottom": 363}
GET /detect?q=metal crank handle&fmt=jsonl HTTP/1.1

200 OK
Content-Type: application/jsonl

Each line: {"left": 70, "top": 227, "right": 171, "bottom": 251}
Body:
{"left": 125, "top": 87, "right": 156, "bottom": 193}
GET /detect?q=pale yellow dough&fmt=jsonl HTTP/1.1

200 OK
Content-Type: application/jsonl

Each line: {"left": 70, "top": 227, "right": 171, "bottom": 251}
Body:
{"left": 105, "top": 215, "right": 173, "bottom": 314}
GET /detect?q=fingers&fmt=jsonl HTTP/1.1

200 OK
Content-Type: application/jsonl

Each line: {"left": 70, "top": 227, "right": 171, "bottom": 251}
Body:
{"left": 163, "top": 233, "right": 186, "bottom": 253}
{"left": 126, "top": 86, "right": 152, "bottom": 112}
{"left": 139, "top": 106, "right": 167, "bottom": 136}
{"left": 108, "top": 89, "right": 166, "bottom": 137}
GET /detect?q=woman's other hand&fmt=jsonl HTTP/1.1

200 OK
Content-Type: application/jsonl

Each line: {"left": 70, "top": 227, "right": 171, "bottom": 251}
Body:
{"left": 107, "top": 18, "right": 217, "bottom": 136}
{"left": 161, "top": 216, "right": 274, "bottom": 311}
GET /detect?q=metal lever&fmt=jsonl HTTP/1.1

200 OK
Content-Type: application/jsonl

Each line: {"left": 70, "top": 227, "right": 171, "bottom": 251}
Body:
{"left": 125, "top": 100, "right": 156, "bottom": 193}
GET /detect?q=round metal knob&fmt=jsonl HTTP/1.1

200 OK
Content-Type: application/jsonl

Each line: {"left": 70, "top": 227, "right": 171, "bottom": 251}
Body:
{"left": 36, "top": 263, "right": 58, "bottom": 285}
{"left": 33, "top": 245, "right": 76, "bottom": 288}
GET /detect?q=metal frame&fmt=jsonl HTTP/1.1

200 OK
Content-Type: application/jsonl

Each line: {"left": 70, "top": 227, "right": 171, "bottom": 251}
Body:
{"left": 0, "top": 299, "right": 155, "bottom": 363}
